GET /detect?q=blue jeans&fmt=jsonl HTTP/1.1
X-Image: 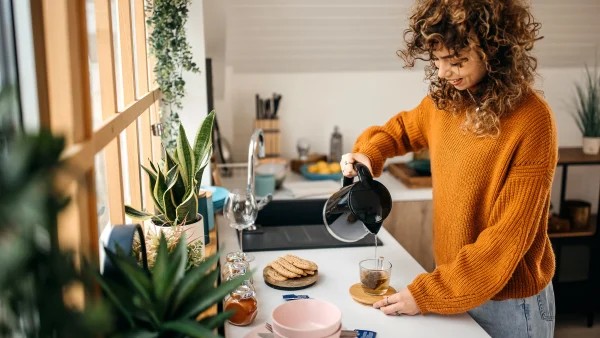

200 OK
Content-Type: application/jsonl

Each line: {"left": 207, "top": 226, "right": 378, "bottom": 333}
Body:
{"left": 467, "top": 282, "right": 555, "bottom": 338}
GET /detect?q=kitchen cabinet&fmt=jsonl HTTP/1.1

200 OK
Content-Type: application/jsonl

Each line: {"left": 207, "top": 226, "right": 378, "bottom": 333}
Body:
{"left": 383, "top": 200, "right": 435, "bottom": 272}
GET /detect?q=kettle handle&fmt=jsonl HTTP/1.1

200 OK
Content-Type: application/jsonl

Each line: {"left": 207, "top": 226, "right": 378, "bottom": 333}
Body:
{"left": 342, "top": 162, "right": 373, "bottom": 187}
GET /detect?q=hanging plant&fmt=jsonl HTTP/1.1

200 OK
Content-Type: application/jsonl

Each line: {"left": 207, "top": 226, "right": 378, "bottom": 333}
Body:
{"left": 146, "top": 0, "right": 200, "bottom": 153}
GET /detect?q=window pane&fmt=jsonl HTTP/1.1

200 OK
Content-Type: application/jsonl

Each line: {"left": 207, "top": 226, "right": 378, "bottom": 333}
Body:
{"left": 86, "top": 0, "right": 110, "bottom": 234}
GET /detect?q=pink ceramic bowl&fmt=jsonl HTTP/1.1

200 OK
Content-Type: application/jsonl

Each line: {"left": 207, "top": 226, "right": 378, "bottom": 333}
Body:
{"left": 273, "top": 326, "right": 341, "bottom": 338}
{"left": 272, "top": 299, "right": 342, "bottom": 338}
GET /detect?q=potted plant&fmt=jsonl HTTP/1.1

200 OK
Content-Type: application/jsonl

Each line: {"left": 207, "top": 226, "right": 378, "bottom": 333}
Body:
{"left": 0, "top": 126, "right": 113, "bottom": 337}
{"left": 125, "top": 111, "right": 214, "bottom": 257}
{"left": 570, "top": 64, "right": 600, "bottom": 155}
{"left": 94, "top": 234, "right": 249, "bottom": 337}
{"left": 146, "top": 0, "right": 199, "bottom": 153}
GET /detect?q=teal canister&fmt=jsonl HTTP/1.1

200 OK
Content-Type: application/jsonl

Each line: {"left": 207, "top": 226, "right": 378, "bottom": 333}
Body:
{"left": 197, "top": 190, "right": 214, "bottom": 245}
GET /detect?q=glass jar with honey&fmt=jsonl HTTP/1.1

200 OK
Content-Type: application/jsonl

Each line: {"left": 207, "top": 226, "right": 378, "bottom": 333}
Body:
{"left": 224, "top": 284, "right": 257, "bottom": 326}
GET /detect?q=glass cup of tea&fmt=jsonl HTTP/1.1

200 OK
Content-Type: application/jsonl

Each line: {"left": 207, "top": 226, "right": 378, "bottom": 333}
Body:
{"left": 359, "top": 258, "right": 392, "bottom": 296}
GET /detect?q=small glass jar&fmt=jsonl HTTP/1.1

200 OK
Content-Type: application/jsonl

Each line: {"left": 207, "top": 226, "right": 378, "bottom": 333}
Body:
{"left": 226, "top": 252, "right": 247, "bottom": 263}
{"left": 224, "top": 284, "right": 258, "bottom": 326}
{"left": 222, "top": 260, "right": 252, "bottom": 282}
{"left": 228, "top": 271, "right": 254, "bottom": 289}
{"left": 234, "top": 260, "right": 253, "bottom": 284}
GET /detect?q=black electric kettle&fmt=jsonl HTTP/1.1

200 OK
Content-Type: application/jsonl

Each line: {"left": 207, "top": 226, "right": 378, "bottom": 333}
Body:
{"left": 323, "top": 162, "right": 393, "bottom": 242}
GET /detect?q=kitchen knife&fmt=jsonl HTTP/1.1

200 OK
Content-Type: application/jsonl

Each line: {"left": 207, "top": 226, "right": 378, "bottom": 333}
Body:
{"left": 255, "top": 94, "right": 260, "bottom": 120}
{"left": 259, "top": 98, "right": 264, "bottom": 119}
{"left": 272, "top": 93, "right": 281, "bottom": 119}
{"left": 265, "top": 99, "right": 271, "bottom": 119}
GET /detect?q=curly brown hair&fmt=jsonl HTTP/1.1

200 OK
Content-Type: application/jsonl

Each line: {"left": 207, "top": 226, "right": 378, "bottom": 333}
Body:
{"left": 398, "top": 0, "right": 543, "bottom": 136}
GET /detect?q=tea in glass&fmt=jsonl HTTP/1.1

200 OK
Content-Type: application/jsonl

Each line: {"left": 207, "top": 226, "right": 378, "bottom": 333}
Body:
{"left": 359, "top": 258, "right": 392, "bottom": 296}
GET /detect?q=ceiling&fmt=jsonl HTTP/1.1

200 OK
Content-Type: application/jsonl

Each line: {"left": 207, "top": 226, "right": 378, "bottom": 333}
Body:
{"left": 214, "top": 0, "right": 600, "bottom": 73}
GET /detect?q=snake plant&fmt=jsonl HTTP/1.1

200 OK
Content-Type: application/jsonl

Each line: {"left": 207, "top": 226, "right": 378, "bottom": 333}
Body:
{"left": 570, "top": 64, "right": 600, "bottom": 137}
{"left": 93, "top": 234, "right": 248, "bottom": 337}
{"left": 125, "top": 111, "right": 214, "bottom": 226}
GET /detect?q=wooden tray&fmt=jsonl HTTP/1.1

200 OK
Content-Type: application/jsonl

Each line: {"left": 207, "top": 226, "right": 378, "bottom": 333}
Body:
{"left": 387, "top": 163, "right": 432, "bottom": 188}
{"left": 263, "top": 266, "right": 318, "bottom": 290}
{"left": 349, "top": 283, "right": 397, "bottom": 305}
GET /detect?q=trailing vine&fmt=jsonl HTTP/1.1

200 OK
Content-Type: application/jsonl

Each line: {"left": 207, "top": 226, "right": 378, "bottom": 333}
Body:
{"left": 145, "top": 0, "right": 199, "bottom": 152}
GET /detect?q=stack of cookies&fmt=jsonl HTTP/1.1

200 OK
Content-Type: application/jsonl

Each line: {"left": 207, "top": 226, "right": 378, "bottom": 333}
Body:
{"left": 266, "top": 254, "right": 318, "bottom": 282}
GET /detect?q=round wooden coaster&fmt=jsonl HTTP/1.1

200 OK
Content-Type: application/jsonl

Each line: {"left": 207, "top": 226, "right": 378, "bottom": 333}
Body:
{"left": 263, "top": 266, "right": 318, "bottom": 291}
{"left": 349, "top": 283, "right": 397, "bottom": 305}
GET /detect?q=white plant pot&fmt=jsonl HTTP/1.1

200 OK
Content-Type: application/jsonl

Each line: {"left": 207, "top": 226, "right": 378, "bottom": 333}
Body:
{"left": 582, "top": 137, "right": 600, "bottom": 155}
{"left": 144, "top": 213, "right": 205, "bottom": 258}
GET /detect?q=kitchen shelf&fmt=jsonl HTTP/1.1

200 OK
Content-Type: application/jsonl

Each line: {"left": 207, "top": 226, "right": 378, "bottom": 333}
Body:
{"left": 549, "top": 215, "right": 597, "bottom": 238}
{"left": 550, "top": 146, "right": 599, "bottom": 328}
{"left": 558, "top": 147, "right": 600, "bottom": 165}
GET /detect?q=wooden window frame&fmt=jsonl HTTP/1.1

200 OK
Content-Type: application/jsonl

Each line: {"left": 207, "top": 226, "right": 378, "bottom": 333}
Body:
{"left": 33, "top": 0, "right": 162, "bottom": 261}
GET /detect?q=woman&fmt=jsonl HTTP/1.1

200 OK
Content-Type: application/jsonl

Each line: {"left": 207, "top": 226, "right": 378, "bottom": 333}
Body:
{"left": 341, "top": 1, "right": 556, "bottom": 337}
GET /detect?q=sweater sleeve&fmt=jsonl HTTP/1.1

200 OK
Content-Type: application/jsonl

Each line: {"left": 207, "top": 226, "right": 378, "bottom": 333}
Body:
{"left": 407, "top": 165, "right": 554, "bottom": 314}
{"left": 352, "top": 97, "right": 431, "bottom": 177}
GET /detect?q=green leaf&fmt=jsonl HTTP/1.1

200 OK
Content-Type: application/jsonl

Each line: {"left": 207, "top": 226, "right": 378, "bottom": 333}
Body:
{"left": 194, "top": 148, "right": 212, "bottom": 188}
{"left": 170, "top": 250, "right": 222, "bottom": 313}
{"left": 177, "top": 271, "right": 247, "bottom": 319}
{"left": 176, "top": 124, "right": 195, "bottom": 190}
{"left": 165, "top": 165, "right": 179, "bottom": 190}
{"left": 125, "top": 205, "right": 154, "bottom": 221}
{"left": 142, "top": 165, "right": 158, "bottom": 192}
{"left": 152, "top": 235, "right": 169, "bottom": 298}
{"left": 154, "top": 169, "right": 173, "bottom": 221}
{"left": 165, "top": 150, "right": 177, "bottom": 172}
{"left": 112, "top": 329, "right": 159, "bottom": 338}
{"left": 175, "top": 188, "right": 198, "bottom": 225}
{"left": 149, "top": 160, "right": 159, "bottom": 175}
{"left": 171, "top": 170, "right": 186, "bottom": 206}
{"left": 192, "top": 111, "right": 215, "bottom": 184}
{"left": 89, "top": 268, "right": 136, "bottom": 327}
{"left": 198, "top": 310, "right": 236, "bottom": 330}
{"left": 161, "top": 320, "right": 220, "bottom": 338}
{"left": 153, "top": 235, "right": 187, "bottom": 318}
{"left": 103, "top": 247, "right": 153, "bottom": 304}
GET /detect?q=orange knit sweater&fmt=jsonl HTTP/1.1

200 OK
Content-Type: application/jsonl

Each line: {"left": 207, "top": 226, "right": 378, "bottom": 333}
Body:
{"left": 353, "top": 92, "right": 557, "bottom": 315}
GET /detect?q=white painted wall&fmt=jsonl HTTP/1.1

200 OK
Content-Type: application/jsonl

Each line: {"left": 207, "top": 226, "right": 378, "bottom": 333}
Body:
{"left": 222, "top": 67, "right": 599, "bottom": 212}
{"left": 180, "top": 0, "right": 211, "bottom": 185}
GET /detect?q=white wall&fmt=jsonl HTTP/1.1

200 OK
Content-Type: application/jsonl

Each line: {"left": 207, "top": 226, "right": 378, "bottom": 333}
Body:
{"left": 223, "top": 67, "right": 599, "bottom": 212}
{"left": 180, "top": 0, "right": 210, "bottom": 184}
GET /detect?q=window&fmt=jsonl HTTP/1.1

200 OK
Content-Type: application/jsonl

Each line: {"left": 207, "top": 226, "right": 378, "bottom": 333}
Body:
{"left": 33, "top": 0, "right": 162, "bottom": 260}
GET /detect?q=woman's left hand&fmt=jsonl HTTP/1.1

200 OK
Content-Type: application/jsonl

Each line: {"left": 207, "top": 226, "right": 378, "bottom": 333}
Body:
{"left": 373, "top": 288, "right": 420, "bottom": 316}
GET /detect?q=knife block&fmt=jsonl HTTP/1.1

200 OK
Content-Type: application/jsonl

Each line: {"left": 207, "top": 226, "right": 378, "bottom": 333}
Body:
{"left": 254, "top": 118, "right": 280, "bottom": 158}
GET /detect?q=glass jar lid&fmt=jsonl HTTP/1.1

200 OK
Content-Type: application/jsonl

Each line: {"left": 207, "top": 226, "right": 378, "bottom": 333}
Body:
{"left": 231, "top": 284, "right": 256, "bottom": 299}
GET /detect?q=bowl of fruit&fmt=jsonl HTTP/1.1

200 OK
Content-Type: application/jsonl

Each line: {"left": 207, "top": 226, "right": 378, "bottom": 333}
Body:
{"left": 300, "top": 161, "right": 343, "bottom": 181}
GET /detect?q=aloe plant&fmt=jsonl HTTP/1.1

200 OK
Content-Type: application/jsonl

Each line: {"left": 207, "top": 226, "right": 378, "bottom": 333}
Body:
{"left": 570, "top": 64, "right": 600, "bottom": 137}
{"left": 93, "top": 234, "right": 248, "bottom": 337}
{"left": 126, "top": 111, "right": 215, "bottom": 226}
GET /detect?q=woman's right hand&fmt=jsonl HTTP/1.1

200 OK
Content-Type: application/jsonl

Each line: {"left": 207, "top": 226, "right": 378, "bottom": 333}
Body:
{"left": 340, "top": 153, "right": 373, "bottom": 178}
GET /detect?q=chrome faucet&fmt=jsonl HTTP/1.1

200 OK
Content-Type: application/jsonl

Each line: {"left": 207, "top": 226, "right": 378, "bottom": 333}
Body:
{"left": 247, "top": 129, "right": 265, "bottom": 196}
{"left": 247, "top": 129, "right": 272, "bottom": 210}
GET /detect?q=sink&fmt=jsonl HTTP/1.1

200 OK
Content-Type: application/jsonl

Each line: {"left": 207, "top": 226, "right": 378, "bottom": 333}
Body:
{"left": 240, "top": 199, "right": 383, "bottom": 252}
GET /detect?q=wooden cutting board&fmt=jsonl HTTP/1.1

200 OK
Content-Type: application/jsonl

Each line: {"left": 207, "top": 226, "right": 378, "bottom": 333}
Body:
{"left": 263, "top": 266, "right": 318, "bottom": 290}
{"left": 387, "top": 163, "right": 432, "bottom": 188}
{"left": 349, "top": 283, "right": 397, "bottom": 305}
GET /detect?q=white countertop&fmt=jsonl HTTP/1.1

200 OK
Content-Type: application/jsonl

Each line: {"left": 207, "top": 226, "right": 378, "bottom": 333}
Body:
{"left": 220, "top": 169, "right": 432, "bottom": 202}
{"left": 218, "top": 216, "right": 489, "bottom": 338}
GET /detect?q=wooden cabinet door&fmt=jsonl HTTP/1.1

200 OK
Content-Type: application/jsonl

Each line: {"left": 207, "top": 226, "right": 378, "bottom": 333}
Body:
{"left": 383, "top": 200, "right": 435, "bottom": 272}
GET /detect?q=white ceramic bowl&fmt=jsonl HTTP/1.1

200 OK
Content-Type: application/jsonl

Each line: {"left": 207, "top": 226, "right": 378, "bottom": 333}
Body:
{"left": 256, "top": 162, "right": 287, "bottom": 188}
{"left": 271, "top": 299, "right": 342, "bottom": 338}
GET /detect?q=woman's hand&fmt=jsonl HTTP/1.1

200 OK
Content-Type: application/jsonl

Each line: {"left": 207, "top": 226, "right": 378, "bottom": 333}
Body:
{"left": 373, "top": 288, "right": 420, "bottom": 316}
{"left": 340, "top": 153, "right": 373, "bottom": 178}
